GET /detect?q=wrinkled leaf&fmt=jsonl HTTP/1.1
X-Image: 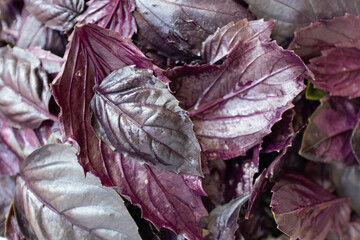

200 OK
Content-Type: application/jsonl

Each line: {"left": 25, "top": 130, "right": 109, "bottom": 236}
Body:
{"left": 169, "top": 38, "right": 306, "bottom": 160}
{"left": 201, "top": 19, "right": 273, "bottom": 64}
{"left": 51, "top": 23, "right": 162, "bottom": 184}
{"left": 271, "top": 172, "right": 348, "bottom": 240}
{"left": 15, "top": 144, "right": 141, "bottom": 240}
{"left": 91, "top": 66, "right": 202, "bottom": 176}
{"left": 0, "top": 46, "right": 56, "bottom": 129}
{"left": 201, "top": 194, "right": 249, "bottom": 240}
{"left": 244, "top": 0, "right": 360, "bottom": 44}
{"left": 16, "top": 10, "right": 67, "bottom": 57}
{"left": 134, "top": 0, "right": 253, "bottom": 60}
{"left": 0, "top": 176, "right": 15, "bottom": 236}
{"left": 24, "top": 0, "right": 85, "bottom": 31}
{"left": 300, "top": 96, "right": 360, "bottom": 166}
{"left": 305, "top": 81, "right": 328, "bottom": 101}
{"left": 101, "top": 145, "right": 208, "bottom": 240}
{"left": 77, "top": 0, "right": 136, "bottom": 38}
{"left": 308, "top": 47, "right": 360, "bottom": 99}
{"left": 289, "top": 14, "right": 360, "bottom": 60}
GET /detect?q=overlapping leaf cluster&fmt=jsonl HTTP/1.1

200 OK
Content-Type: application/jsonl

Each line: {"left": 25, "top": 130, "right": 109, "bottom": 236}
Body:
{"left": 1, "top": 0, "right": 360, "bottom": 240}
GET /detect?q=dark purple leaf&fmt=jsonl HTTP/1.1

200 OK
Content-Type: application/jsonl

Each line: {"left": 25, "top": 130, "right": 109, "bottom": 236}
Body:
{"left": 245, "top": 170, "right": 269, "bottom": 219}
{"left": 102, "top": 148, "right": 208, "bottom": 240}
{"left": 262, "top": 109, "right": 295, "bottom": 153}
{"left": 202, "top": 19, "right": 273, "bottom": 64}
{"left": 351, "top": 121, "right": 360, "bottom": 162}
{"left": 90, "top": 66, "right": 202, "bottom": 176}
{"left": 201, "top": 194, "right": 249, "bottom": 240}
{"left": 225, "top": 146, "right": 260, "bottom": 201}
{"left": 16, "top": 10, "right": 67, "bottom": 57}
{"left": 0, "top": 47, "right": 56, "bottom": 129}
{"left": 51, "top": 23, "right": 164, "bottom": 184}
{"left": 244, "top": 0, "right": 360, "bottom": 45}
{"left": 271, "top": 172, "right": 348, "bottom": 240}
{"left": 169, "top": 39, "right": 307, "bottom": 161}
{"left": 77, "top": 0, "right": 136, "bottom": 38}
{"left": 300, "top": 96, "right": 360, "bottom": 166}
{"left": 0, "top": 176, "right": 15, "bottom": 236}
{"left": 308, "top": 47, "right": 360, "bottom": 99}
{"left": 15, "top": 144, "right": 141, "bottom": 239}
{"left": 134, "top": 0, "right": 254, "bottom": 60}
{"left": 289, "top": 14, "right": 360, "bottom": 60}
{"left": 24, "top": 0, "right": 85, "bottom": 31}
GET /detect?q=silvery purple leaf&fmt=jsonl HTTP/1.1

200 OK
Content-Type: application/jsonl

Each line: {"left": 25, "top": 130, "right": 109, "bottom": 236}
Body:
{"left": 0, "top": 47, "right": 56, "bottom": 129}
{"left": 300, "top": 96, "right": 360, "bottom": 166}
{"left": 15, "top": 144, "right": 141, "bottom": 240}
{"left": 134, "top": 0, "right": 254, "bottom": 60}
{"left": 201, "top": 19, "right": 274, "bottom": 64}
{"left": 24, "top": 0, "right": 85, "bottom": 31}
{"left": 289, "top": 14, "right": 360, "bottom": 60}
{"left": 0, "top": 176, "right": 15, "bottom": 236}
{"left": 201, "top": 194, "right": 249, "bottom": 240}
{"left": 244, "top": 0, "right": 360, "bottom": 44}
{"left": 77, "top": 0, "right": 136, "bottom": 38}
{"left": 169, "top": 39, "right": 307, "bottom": 161}
{"left": 0, "top": 0, "right": 23, "bottom": 44}
{"left": 91, "top": 66, "right": 202, "bottom": 176}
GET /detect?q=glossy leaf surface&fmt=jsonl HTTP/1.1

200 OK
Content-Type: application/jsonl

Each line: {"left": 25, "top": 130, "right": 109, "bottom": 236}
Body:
{"left": 91, "top": 66, "right": 202, "bottom": 176}
{"left": 271, "top": 172, "right": 347, "bottom": 240}
{"left": 102, "top": 148, "right": 208, "bottom": 240}
{"left": 15, "top": 144, "right": 141, "bottom": 240}
{"left": 300, "top": 96, "right": 360, "bottom": 166}
{"left": 201, "top": 19, "right": 273, "bottom": 64}
{"left": 201, "top": 194, "right": 249, "bottom": 240}
{"left": 170, "top": 39, "right": 306, "bottom": 160}
{"left": 244, "top": 0, "right": 360, "bottom": 44}
{"left": 134, "top": 0, "right": 253, "bottom": 60}
{"left": 77, "top": 0, "right": 136, "bottom": 38}
{"left": 24, "top": 0, "right": 85, "bottom": 31}
{"left": 51, "top": 24, "right": 158, "bottom": 183}
{"left": 0, "top": 47, "right": 55, "bottom": 129}
{"left": 289, "top": 14, "right": 360, "bottom": 60}
{"left": 0, "top": 176, "right": 15, "bottom": 236}
{"left": 308, "top": 47, "right": 360, "bottom": 98}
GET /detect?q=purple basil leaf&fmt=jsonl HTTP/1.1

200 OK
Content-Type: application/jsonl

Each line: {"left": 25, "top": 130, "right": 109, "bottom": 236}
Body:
{"left": 24, "top": 0, "right": 85, "bottom": 31}
{"left": 331, "top": 166, "right": 360, "bottom": 216}
{"left": 201, "top": 194, "right": 249, "bottom": 240}
{"left": 16, "top": 10, "right": 67, "bottom": 57}
{"left": 225, "top": 145, "right": 260, "bottom": 201}
{"left": 0, "top": 134, "right": 21, "bottom": 176}
{"left": 0, "top": 0, "right": 23, "bottom": 44}
{"left": 90, "top": 66, "right": 202, "bottom": 176}
{"left": 262, "top": 109, "right": 295, "bottom": 153}
{"left": 300, "top": 96, "right": 360, "bottom": 166}
{"left": 15, "top": 144, "right": 141, "bottom": 239}
{"left": 133, "top": 0, "right": 254, "bottom": 61}
{"left": 308, "top": 47, "right": 360, "bottom": 99}
{"left": 51, "top": 24, "right": 163, "bottom": 184}
{"left": 169, "top": 39, "right": 307, "bottom": 161}
{"left": 27, "top": 47, "right": 64, "bottom": 75}
{"left": 4, "top": 202, "right": 24, "bottom": 240}
{"left": 289, "top": 14, "right": 360, "bottom": 60}
{"left": 271, "top": 172, "right": 348, "bottom": 240}
{"left": 101, "top": 146, "right": 208, "bottom": 240}
{"left": 0, "top": 176, "right": 15, "bottom": 236}
{"left": 244, "top": 0, "right": 360, "bottom": 45}
{"left": 77, "top": 0, "right": 136, "bottom": 38}
{"left": 351, "top": 121, "right": 360, "bottom": 162}
{"left": 201, "top": 19, "right": 273, "bottom": 64}
{"left": 0, "top": 46, "right": 56, "bottom": 129}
